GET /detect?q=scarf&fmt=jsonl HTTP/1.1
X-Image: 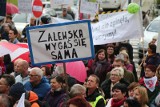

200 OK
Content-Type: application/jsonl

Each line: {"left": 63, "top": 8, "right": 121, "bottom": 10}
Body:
{"left": 144, "top": 76, "right": 157, "bottom": 92}
{"left": 111, "top": 97, "right": 126, "bottom": 107}
{"left": 94, "top": 59, "right": 106, "bottom": 74}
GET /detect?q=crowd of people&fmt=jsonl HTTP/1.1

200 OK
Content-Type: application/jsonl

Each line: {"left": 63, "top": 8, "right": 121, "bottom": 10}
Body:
{"left": 0, "top": 9, "right": 160, "bottom": 107}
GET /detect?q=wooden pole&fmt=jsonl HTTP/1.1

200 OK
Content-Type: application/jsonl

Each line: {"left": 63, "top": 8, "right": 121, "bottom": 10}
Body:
{"left": 63, "top": 62, "right": 69, "bottom": 93}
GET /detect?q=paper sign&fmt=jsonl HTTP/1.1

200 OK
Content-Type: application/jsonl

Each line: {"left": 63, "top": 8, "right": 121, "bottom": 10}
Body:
{"left": 80, "top": 0, "right": 99, "bottom": 15}
{"left": 18, "top": 0, "right": 32, "bottom": 13}
{"left": 92, "top": 11, "right": 143, "bottom": 45}
{"left": 26, "top": 20, "right": 94, "bottom": 65}
{"left": 50, "top": 0, "right": 74, "bottom": 8}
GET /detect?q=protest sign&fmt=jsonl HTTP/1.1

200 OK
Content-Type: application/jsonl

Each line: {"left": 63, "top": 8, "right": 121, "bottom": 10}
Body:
{"left": 26, "top": 20, "right": 94, "bottom": 65}
{"left": 92, "top": 11, "right": 143, "bottom": 45}
{"left": 50, "top": 0, "right": 74, "bottom": 8}
{"left": 18, "top": 0, "right": 32, "bottom": 13}
{"left": 80, "top": 0, "right": 99, "bottom": 15}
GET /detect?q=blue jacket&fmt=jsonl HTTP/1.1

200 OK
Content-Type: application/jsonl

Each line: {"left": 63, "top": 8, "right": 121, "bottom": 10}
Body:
{"left": 24, "top": 77, "right": 50, "bottom": 100}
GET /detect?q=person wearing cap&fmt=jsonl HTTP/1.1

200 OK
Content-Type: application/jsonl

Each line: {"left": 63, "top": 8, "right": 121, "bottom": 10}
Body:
{"left": 8, "top": 82, "right": 40, "bottom": 107}
{"left": 106, "top": 54, "right": 135, "bottom": 83}
{"left": 59, "top": 8, "right": 73, "bottom": 20}
{"left": 24, "top": 67, "right": 50, "bottom": 101}
{"left": 139, "top": 64, "right": 160, "bottom": 107}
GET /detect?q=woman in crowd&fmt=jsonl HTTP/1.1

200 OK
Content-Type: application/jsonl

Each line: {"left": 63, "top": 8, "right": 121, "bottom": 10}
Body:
{"left": 133, "top": 86, "right": 149, "bottom": 107}
{"left": 139, "top": 64, "right": 160, "bottom": 107}
{"left": 101, "top": 67, "right": 129, "bottom": 100}
{"left": 106, "top": 83, "right": 128, "bottom": 107}
{"left": 43, "top": 76, "right": 69, "bottom": 107}
{"left": 120, "top": 52, "right": 133, "bottom": 72}
{"left": 127, "top": 82, "right": 140, "bottom": 98}
{"left": 41, "top": 65, "right": 52, "bottom": 82}
{"left": 106, "top": 44, "right": 115, "bottom": 64}
{"left": 90, "top": 49, "right": 111, "bottom": 84}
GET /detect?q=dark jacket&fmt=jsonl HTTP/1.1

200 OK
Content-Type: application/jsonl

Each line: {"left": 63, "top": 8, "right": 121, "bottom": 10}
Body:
{"left": 3, "top": 54, "right": 14, "bottom": 74}
{"left": 90, "top": 60, "right": 111, "bottom": 84}
{"left": 43, "top": 89, "right": 68, "bottom": 107}
{"left": 24, "top": 77, "right": 50, "bottom": 101}
{"left": 101, "top": 78, "right": 129, "bottom": 99}
{"left": 86, "top": 88, "right": 106, "bottom": 107}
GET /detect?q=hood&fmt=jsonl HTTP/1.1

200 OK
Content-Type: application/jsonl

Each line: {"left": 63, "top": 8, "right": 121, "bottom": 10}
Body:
{"left": 29, "top": 91, "right": 38, "bottom": 103}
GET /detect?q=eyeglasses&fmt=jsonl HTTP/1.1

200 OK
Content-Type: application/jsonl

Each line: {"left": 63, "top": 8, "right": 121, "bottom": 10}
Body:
{"left": 111, "top": 74, "right": 119, "bottom": 77}
{"left": 29, "top": 74, "right": 38, "bottom": 77}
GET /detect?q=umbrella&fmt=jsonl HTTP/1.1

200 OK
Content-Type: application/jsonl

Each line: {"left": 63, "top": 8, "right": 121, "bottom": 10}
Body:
{"left": 0, "top": 42, "right": 29, "bottom": 62}
{"left": 57, "top": 61, "right": 87, "bottom": 82}
{"left": 6, "top": 3, "right": 19, "bottom": 15}
{"left": 12, "top": 43, "right": 30, "bottom": 62}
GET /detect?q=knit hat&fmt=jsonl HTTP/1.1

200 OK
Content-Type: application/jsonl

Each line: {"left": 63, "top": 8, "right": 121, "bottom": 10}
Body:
{"left": 145, "top": 64, "right": 157, "bottom": 72}
{"left": 41, "top": 15, "right": 51, "bottom": 24}
{"left": 9, "top": 82, "right": 26, "bottom": 99}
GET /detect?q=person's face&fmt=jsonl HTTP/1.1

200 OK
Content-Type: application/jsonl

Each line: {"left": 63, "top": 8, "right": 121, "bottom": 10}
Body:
{"left": 110, "top": 70, "right": 121, "bottom": 84}
{"left": 112, "top": 89, "right": 125, "bottom": 101}
{"left": 50, "top": 78, "right": 62, "bottom": 91}
{"left": 98, "top": 51, "right": 105, "bottom": 61}
{"left": 3, "top": 25, "right": 10, "bottom": 32}
{"left": 87, "top": 76, "right": 98, "bottom": 89}
{"left": 113, "top": 60, "right": 123, "bottom": 68}
{"left": 62, "top": 10, "right": 67, "bottom": 16}
{"left": 30, "top": 18, "right": 35, "bottom": 26}
{"left": 16, "top": 62, "right": 24, "bottom": 73}
{"left": 123, "top": 102, "right": 129, "bottom": 107}
{"left": 123, "top": 55, "right": 128, "bottom": 62}
{"left": 133, "top": 89, "right": 141, "bottom": 102}
{"left": 147, "top": 47, "right": 152, "bottom": 53}
{"left": 29, "top": 71, "right": 40, "bottom": 84}
{"left": 145, "top": 68, "right": 155, "bottom": 78}
{"left": 9, "top": 30, "right": 16, "bottom": 39}
{"left": 41, "top": 67, "right": 46, "bottom": 76}
{"left": 107, "top": 47, "right": 114, "bottom": 55}
{"left": 128, "top": 89, "right": 134, "bottom": 97}
{"left": 0, "top": 78, "right": 9, "bottom": 94}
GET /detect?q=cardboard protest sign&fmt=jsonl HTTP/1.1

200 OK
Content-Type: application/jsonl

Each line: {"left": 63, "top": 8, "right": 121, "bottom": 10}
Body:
{"left": 92, "top": 11, "right": 143, "bottom": 45}
{"left": 26, "top": 20, "right": 94, "bottom": 65}
{"left": 80, "top": 0, "right": 99, "bottom": 15}
{"left": 18, "top": 0, "right": 32, "bottom": 13}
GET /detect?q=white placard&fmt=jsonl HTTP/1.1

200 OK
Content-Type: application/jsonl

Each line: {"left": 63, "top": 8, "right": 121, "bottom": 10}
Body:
{"left": 26, "top": 20, "right": 94, "bottom": 65}
{"left": 18, "top": 0, "right": 32, "bottom": 13}
{"left": 92, "top": 11, "right": 143, "bottom": 45}
{"left": 156, "top": 32, "right": 160, "bottom": 53}
{"left": 50, "top": 0, "right": 74, "bottom": 8}
{"left": 80, "top": 0, "right": 99, "bottom": 15}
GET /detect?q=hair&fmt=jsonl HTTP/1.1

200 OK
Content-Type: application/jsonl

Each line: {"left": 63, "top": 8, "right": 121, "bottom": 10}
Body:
{"left": 89, "top": 74, "right": 100, "bottom": 86}
{"left": 6, "top": 15, "right": 12, "bottom": 20}
{"left": 20, "top": 60, "right": 29, "bottom": 70}
{"left": 41, "top": 65, "right": 51, "bottom": 76}
{"left": 112, "top": 83, "right": 128, "bottom": 94}
{"left": 111, "top": 67, "right": 124, "bottom": 78}
{"left": 145, "top": 64, "right": 157, "bottom": 73}
{"left": 148, "top": 44, "right": 156, "bottom": 54}
{"left": 9, "top": 27, "right": 18, "bottom": 35}
{"left": 127, "top": 82, "right": 140, "bottom": 91}
{"left": 66, "top": 96, "right": 88, "bottom": 107}
{"left": 114, "top": 54, "right": 124, "bottom": 64}
{"left": 124, "top": 98, "right": 141, "bottom": 107}
{"left": 95, "top": 49, "right": 107, "bottom": 62}
{"left": 55, "top": 65, "right": 64, "bottom": 75}
{"left": 1, "top": 74, "right": 15, "bottom": 87}
{"left": 30, "top": 67, "right": 43, "bottom": 79}
{"left": 0, "top": 94, "right": 11, "bottom": 107}
{"left": 133, "top": 86, "right": 148, "bottom": 106}
{"left": 69, "top": 84, "right": 86, "bottom": 98}
{"left": 120, "top": 51, "right": 130, "bottom": 64}
{"left": 51, "top": 75, "right": 65, "bottom": 84}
